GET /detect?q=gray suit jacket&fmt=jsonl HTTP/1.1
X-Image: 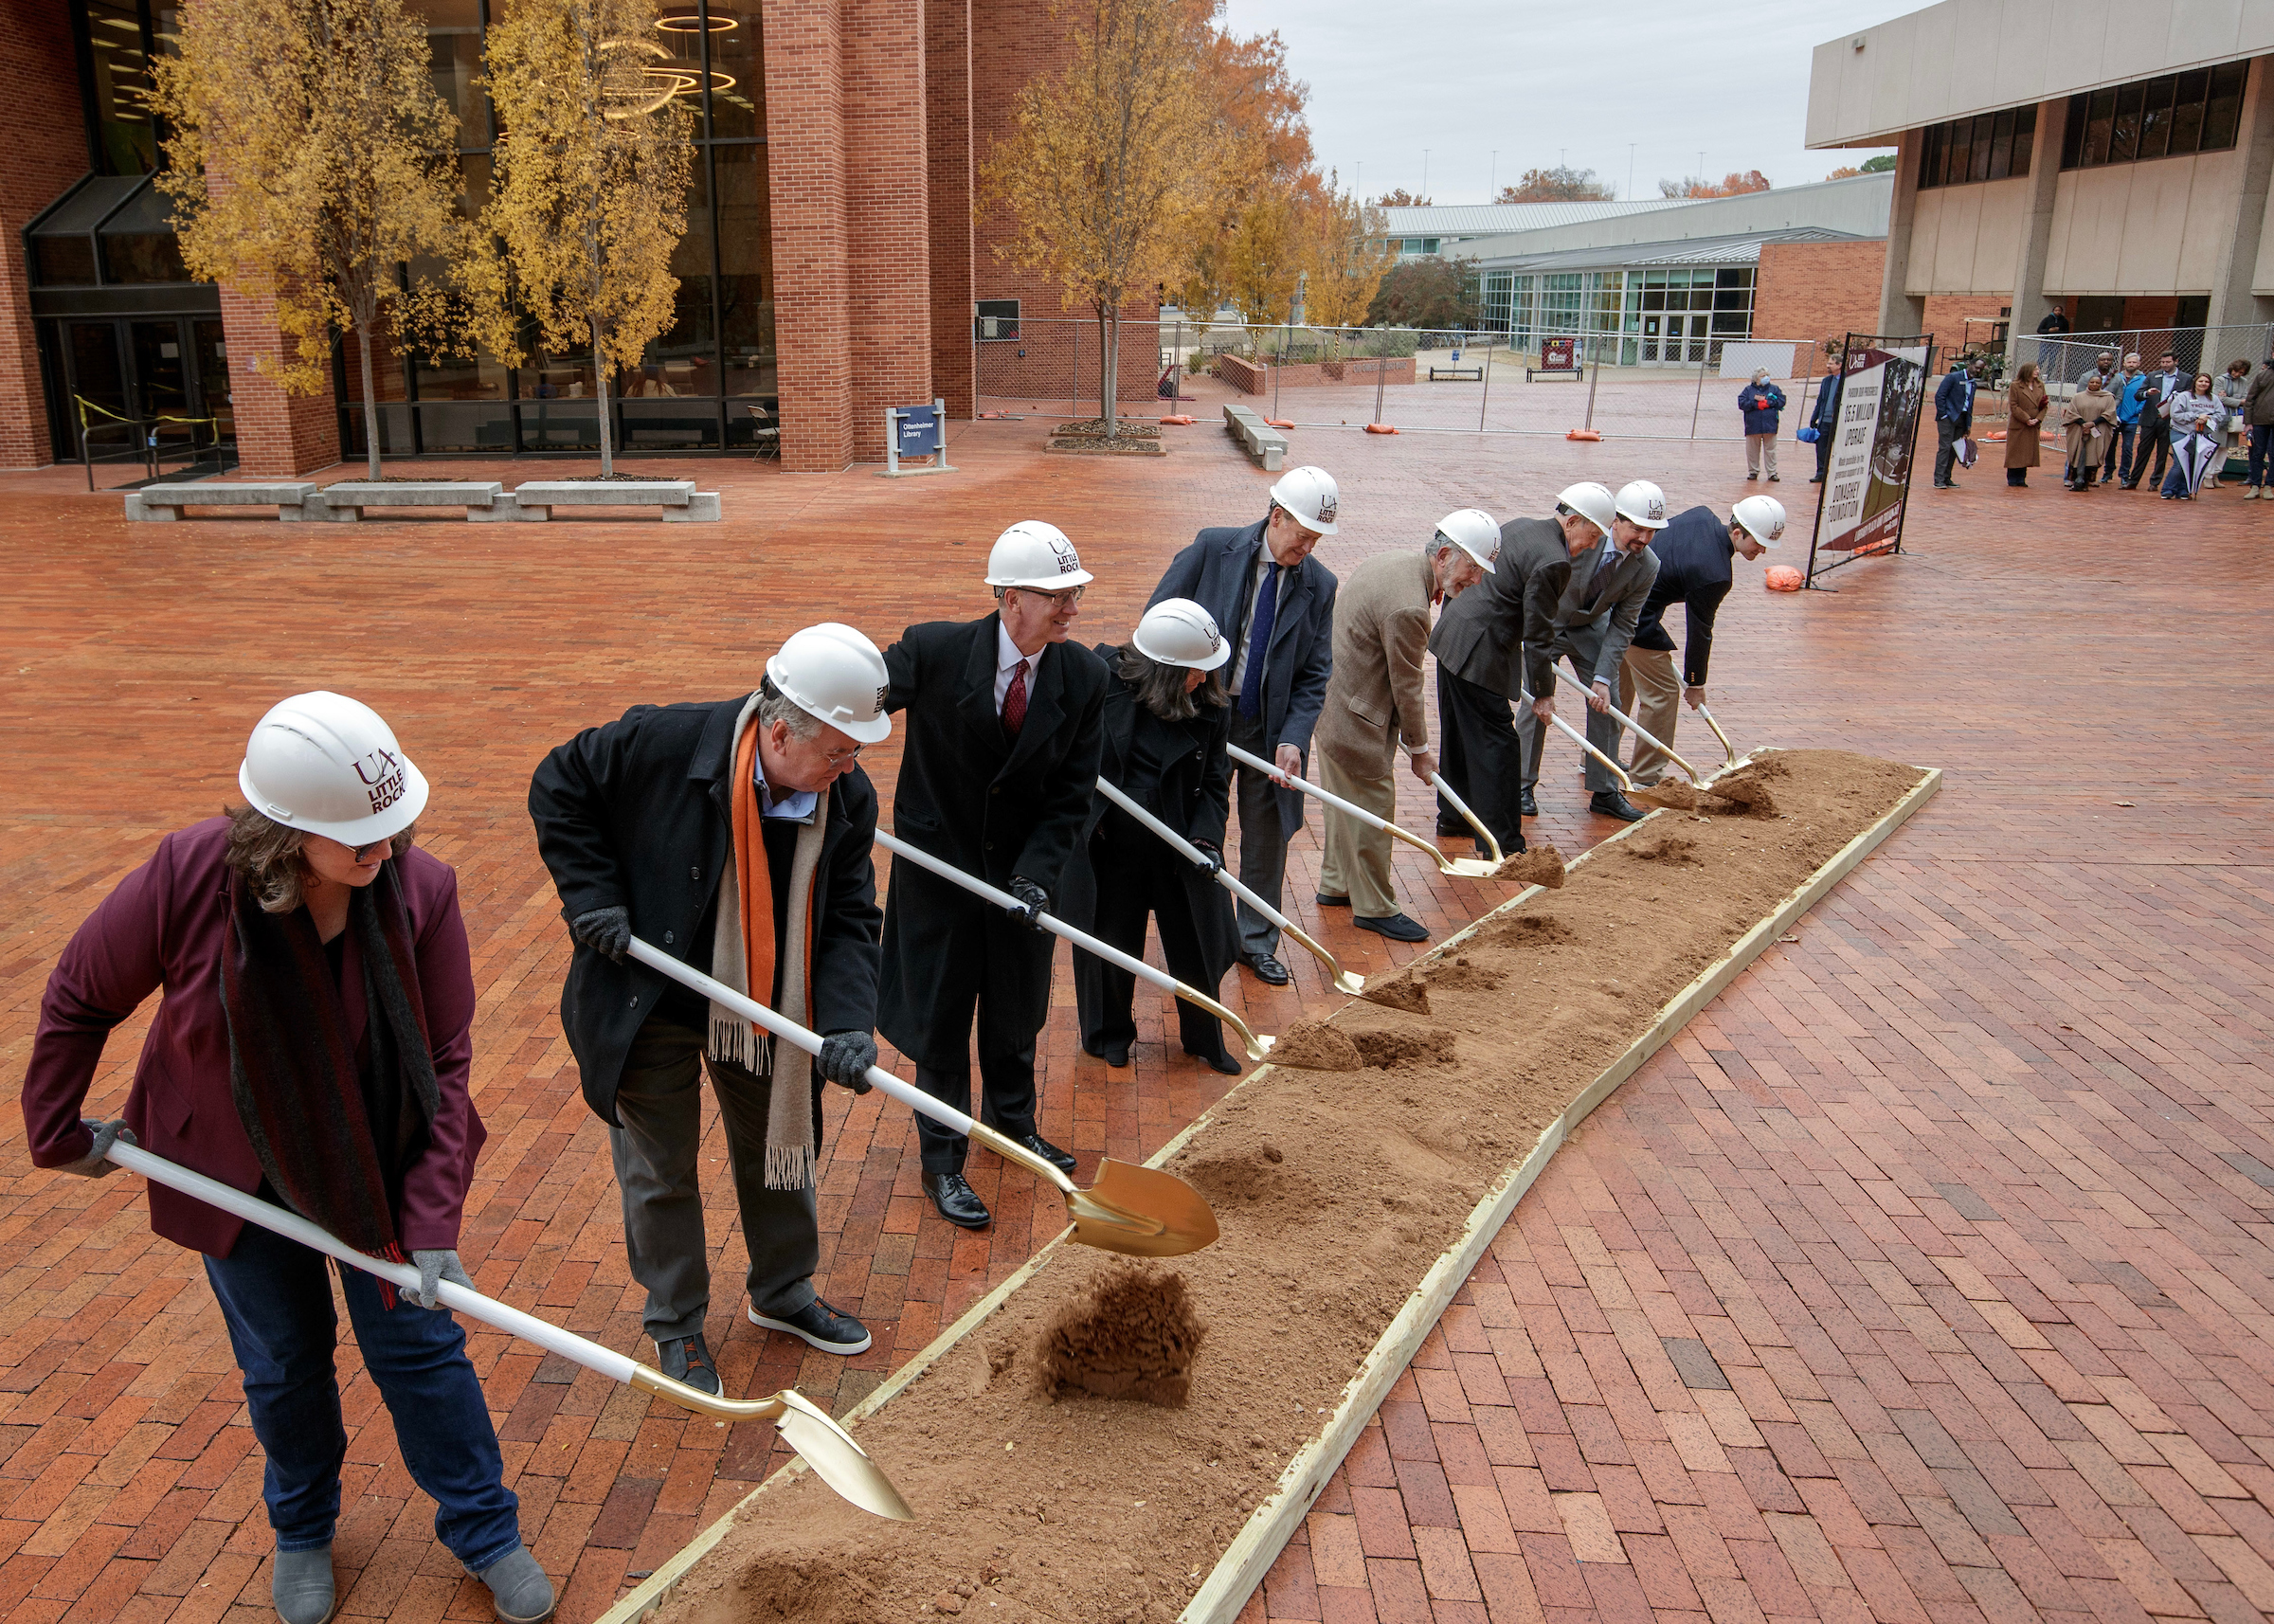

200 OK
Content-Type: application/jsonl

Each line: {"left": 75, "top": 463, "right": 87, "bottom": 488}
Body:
{"left": 1547, "top": 539, "right": 1661, "bottom": 686}
{"left": 1427, "top": 515, "right": 1573, "bottom": 701}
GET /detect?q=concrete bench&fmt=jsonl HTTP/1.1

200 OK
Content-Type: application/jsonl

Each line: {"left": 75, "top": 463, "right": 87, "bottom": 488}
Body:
{"left": 123, "top": 482, "right": 318, "bottom": 521}
{"left": 309, "top": 481, "right": 509, "bottom": 523}
{"left": 1222, "top": 405, "right": 1287, "bottom": 472}
{"left": 512, "top": 480, "right": 720, "bottom": 522}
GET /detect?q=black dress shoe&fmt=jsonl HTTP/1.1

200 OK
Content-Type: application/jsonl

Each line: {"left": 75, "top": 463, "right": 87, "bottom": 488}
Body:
{"left": 1187, "top": 1046, "right": 1242, "bottom": 1075}
{"left": 1353, "top": 911, "right": 1430, "bottom": 942}
{"left": 1518, "top": 790, "right": 1538, "bottom": 819}
{"left": 1241, "top": 952, "right": 1292, "bottom": 986}
{"left": 1589, "top": 790, "right": 1646, "bottom": 822}
{"left": 1435, "top": 818, "right": 1471, "bottom": 837}
{"left": 1083, "top": 1038, "right": 1131, "bottom": 1067}
{"left": 1314, "top": 892, "right": 1351, "bottom": 907}
{"left": 657, "top": 1333, "right": 721, "bottom": 1396}
{"left": 925, "top": 1171, "right": 991, "bottom": 1228}
{"left": 1010, "top": 1131, "right": 1077, "bottom": 1173}
{"left": 749, "top": 1296, "right": 872, "bottom": 1355}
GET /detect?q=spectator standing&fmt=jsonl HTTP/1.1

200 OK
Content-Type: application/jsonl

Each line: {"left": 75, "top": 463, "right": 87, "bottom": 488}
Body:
{"left": 2062, "top": 374, "right": 2117, "bottom": 492}
{"left": 2246, "top": 349, "right": 2274, "bottom": 498}
{"left": 2108, "top": 353, "right": 2145, "bottom": 486}
{"left": 2213, "top": 360, "right": 2250, "bottom": 487}
{"left": 1807, "top": 358, "right": 1843, "bottom": 483}
{"left": 2124, "top": 351, "right": 2181, "bottom": 490}
{"left": 1737, "top": 369, "right": 1785, "bottom": 481}
{"left": 2004, "top": 363, "right": 2048, "bottom": 488}
{"left": 2035, "top": 307, "right": 2071, "bottom": 335}
{"left": 1932, "top": 357, "right": 1975, "bottom": 489}
{"left": 2158, "top": 373, "right": 2228, "bottom": 499}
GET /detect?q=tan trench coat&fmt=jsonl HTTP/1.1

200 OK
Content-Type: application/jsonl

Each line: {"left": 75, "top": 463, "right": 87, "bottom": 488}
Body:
{"left": 2005, "top": 377, "right": 2048, "bottom": 468}
{"left": 2062, "top": 387, "right": 2117, "bottom": 472}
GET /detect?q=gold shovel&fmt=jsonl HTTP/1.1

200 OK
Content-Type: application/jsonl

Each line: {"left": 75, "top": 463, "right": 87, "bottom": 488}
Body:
{"left": 1225, "top": 743, "right": 1501, "bottom": 878}
{"left": 1520, "top": 688, "right": 1635, "bottom": 794}
{"left": 1428, "top": 772, "right": 1503, "bottom": 866}
{"left": 1696, "top": 703, "right": 1740, "bottom": 767}
{"left": 1551, "top": 665, "right": 1702, "bottom": 783}
{"left": 1095, "top": 776, "right": 1366, "bottom": 994}
{"left": 104, "top": 1141, "right": 914, "bottom": 1520}
{"left": 630, "top": 936, "right": 1218, "bottom": 1259}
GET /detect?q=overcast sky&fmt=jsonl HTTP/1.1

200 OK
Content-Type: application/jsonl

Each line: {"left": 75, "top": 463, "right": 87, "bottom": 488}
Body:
{"left": 1218, "top": 0, "right": 1912, "bottom": 205}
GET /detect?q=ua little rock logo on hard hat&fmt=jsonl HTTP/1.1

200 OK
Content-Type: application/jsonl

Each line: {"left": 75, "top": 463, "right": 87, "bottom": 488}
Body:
{"left": 1051, "top": 536, "right": 1081, "bottom": 573}
{"left": 353, "top": 749, "right": 408, "bottom": 813}
{"left": 1315, "top": 493, "right": 1338, "bottom": 525}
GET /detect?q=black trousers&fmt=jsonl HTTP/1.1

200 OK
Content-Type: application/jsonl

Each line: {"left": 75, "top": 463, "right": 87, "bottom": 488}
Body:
{"left": 1814, "top": 433, "right": 1833, "bottom": 480}
{"left": 1435, "top": 668, "right": 1526, "bottom": 855}
{"left": 1074, "top": 854, "right": 1230, "bottom": 1063}
{"left": 2124, "top": 426, "right": 2169, "bottom": 487}
{"left": 914, "top": 1043, "right": 1037, "bottom": 1176}
{"left": 1933, "top": 418, "right": 1961, "bottom": 483}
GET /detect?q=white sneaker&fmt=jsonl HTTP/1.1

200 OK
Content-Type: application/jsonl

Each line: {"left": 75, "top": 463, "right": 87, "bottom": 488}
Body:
{"left": 2247, "top": 487, "right": 2262, "bottom": 500}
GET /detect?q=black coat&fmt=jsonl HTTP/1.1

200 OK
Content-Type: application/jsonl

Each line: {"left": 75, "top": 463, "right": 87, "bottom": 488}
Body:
{"left": 1631, "top": 505, "right": 1737, "bottom": 688}
{"left": 527, "top": 695, "right": 883, "bottom": 1124}
{"left": 1058, "top": 653, "right": 1237, "bottom": 981}
{"left": 1428, "top": 514, "right": 1573, "bottom": 702}
{"left": 875, "top": 616, "right": 1110, "bottom": 1068}
{"left": 1146, "top": 517, "right": 1336, "bottom": 832}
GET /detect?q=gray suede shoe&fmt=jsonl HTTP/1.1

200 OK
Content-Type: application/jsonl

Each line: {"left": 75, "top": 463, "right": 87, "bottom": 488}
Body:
{"left": 474, "top": 1545, "right": 556, "bottom": 1623}
{"left": 272, "top": 1546, "right": 336, "bottom": 1624}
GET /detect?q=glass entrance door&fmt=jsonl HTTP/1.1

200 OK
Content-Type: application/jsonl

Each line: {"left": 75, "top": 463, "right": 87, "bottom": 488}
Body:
{"left": 130, "top": 320, "right": 193, "bottom": 447}
{"left": 191, "top": 320, "right": 233, "bottom": 442}
{"left": 63, "top": 323, "right": 130, "bottom": 459}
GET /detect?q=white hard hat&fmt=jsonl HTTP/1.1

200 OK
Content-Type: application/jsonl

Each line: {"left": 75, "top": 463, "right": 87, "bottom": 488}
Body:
{"left": 985, "top": 520, "right": 1093, "bottom": 590}
{"left": 767, "top": 622, "right": 893, "bottom": 745}
{"left": 1268, "top": 465, "right": 1339, "bottom": 534}
{"left": 1615, "top": 478, "right": 1670, "bottom": 530}
{"left": 1131, "top": 598, "right": 1232, "bottom": 671}
{"left": 1555, "top": 481, "right": 1615, "bottom": 538}
{"left": 1730, "top": 495, "right": 1786, "bottom": 549}
{"left": 238, "top": 691, "right": 430, "bottom": 845}
{"left": 1433, "top": 508, "right": 1499, "bottom": 573}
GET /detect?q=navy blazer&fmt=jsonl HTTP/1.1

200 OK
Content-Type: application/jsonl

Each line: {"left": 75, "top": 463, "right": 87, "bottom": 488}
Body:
{"left": 1935, "top": 370, "right": 1974, "bottom": 424}
{"left": 1631, "top": 505, "right": 1737, "bottom": 688}
{"left": 1147, "top": 517, "right": 1337, "bottom": 832}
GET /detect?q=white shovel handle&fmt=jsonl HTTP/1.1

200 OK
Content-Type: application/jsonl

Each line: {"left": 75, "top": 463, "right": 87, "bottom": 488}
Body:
{"left": 1550, "top": 665, "right": 1698, "bottom": 780}
{"left": 1224, "top": 742, "right": 1387, "bottom": 831}
{"left": 1094, "top": 778, "right": 1292, "bottom": 933}
{"left": 874, "top": 831, "right": 1178, "bottom": 996}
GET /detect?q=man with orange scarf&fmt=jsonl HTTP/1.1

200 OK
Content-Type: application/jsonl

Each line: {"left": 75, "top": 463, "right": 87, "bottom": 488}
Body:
{"left": 529, "top": 625, "right": 893, "bottom": 1396}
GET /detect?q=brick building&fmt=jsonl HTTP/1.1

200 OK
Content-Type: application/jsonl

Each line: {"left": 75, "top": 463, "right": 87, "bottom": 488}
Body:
{"left": 2, "top": 0, "right": 1106, "bottom": 477}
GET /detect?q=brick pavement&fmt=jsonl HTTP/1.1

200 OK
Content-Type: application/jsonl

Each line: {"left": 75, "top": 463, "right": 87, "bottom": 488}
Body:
{"left": 4, "top": 421, "right": 2271, "bottom": 1623}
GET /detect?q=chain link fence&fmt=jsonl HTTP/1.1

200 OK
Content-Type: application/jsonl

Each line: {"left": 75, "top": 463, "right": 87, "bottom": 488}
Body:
{"left": 2007, "top": 323, "right": 2273, "bottom": 396}
{"left": 977, "top": 317, "right": 1837, "bottom": 442}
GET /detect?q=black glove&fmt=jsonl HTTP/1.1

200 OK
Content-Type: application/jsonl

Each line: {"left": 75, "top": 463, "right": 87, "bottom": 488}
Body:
{"left": 1190, "top": 839, "right": 1224, "bottom": 876}
{"left": 570, "top": 905, "right": 630, "bottom": 962}
{"left": 1007, "top": 876, "right": 1050, "bottom": 930}
{"left": 57, "top": 1119, "right": 135, "bottom": 1179}
{"left": 817, "top": 1031, "right": 876, "bottom": 1092}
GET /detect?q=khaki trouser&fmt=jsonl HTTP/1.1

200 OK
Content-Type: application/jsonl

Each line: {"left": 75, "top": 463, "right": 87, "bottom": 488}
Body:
{"left": 1318, "top": 750, "right": 1399, "bottom": 918}
{"left": 1745, "top": 433, "right": 1778, "bottom": 478}
{"left": 1620, "top": 646, "right": 1683, "bottom": 785}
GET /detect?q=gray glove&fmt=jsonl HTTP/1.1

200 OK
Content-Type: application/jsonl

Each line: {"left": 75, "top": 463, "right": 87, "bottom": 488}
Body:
{"left": 408, "top": 1249, "right": 475, "bottom": 1310}
{"left": 1007, "top": 876, "right": 1049, "bottom": 930}
{"left": 817, "top": 1031, "right": 876, "bottom": 1092}
{"left": 570, "top": 905, "right": 630, "bottom": 962}
{"left": 57, "top": 1119, "right": 135, "bottom": 1178}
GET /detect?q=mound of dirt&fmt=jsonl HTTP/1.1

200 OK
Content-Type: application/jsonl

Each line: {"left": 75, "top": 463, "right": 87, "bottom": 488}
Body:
{"left": 1035, "top": 1262, "right": 1205, "bottom": 1406}
{"left": 1500, "top": 844, "right": 1567, "bottom": 888}
{"left": 1266, "top": 1020, "right": 1364, "bottom": 1072}
{"left": 1704, "top": 768, "right": 1778, "bottom": 814}
{"left": 1359, "top": 977, "right": 1430, "bottom": 1013}
{"left": 1424, "top": 954, "right": 1506, "bottom": 993}
{"left": 1631, "top": 780, "right": 1698, "bottom": 810}
{"left": 1351, "top": 1028, "right": 1460, "bottom": 1069}
{"left": 1628, "top": 834, "right": 1700, "bottom": 864}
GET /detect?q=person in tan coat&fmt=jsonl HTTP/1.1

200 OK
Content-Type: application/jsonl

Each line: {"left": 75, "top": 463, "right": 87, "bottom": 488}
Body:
{"left": 2004, "top": 363, "right": 2047, "bottom": 488}
{"left": 1314, "top": 510, "right": 1498, "bottom": 941}
{"left": 2063, "top": 375, "right": 2119, "bottom": 492}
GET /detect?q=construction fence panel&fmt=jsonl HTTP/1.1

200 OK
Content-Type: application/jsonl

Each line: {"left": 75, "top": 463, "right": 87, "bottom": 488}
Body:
{"left": 2007, "top": 322, "right": 2274, "bottom": 396}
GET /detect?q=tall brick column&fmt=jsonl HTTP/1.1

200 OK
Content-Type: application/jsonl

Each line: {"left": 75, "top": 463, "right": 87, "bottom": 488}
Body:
{"left": 222, "top": 284, "right": 340, "bottom": 477}
{"left": 926, "top": 0, "right": 975, "bottom": 420}
{"left": 0, "top": 4, "right": 96, "bottom": 471}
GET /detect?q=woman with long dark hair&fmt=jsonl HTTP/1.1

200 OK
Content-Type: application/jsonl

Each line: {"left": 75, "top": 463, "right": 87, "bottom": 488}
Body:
{"left": 1060, "top": 600, "right": 1243, "bottom": 1074}
{"left": 21, "top": 694, "right": 550, "bottom": 1624}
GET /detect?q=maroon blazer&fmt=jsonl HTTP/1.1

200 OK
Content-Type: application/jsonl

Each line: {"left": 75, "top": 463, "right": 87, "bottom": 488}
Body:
{"left": 22, "top": 817, "right": 486, "bottom": 1257}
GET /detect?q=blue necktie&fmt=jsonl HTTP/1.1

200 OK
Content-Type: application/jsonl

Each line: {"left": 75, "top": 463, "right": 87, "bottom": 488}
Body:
{"left": 1236, "top": 564, "right": 1278, "bottom": 719}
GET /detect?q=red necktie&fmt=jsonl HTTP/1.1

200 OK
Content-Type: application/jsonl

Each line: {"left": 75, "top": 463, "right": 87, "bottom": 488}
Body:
{"left": 1002, "top": 659, "right": 1029, "bottom": 735}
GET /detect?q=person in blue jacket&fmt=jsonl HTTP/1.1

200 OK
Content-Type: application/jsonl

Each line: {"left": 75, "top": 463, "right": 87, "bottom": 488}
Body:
{"left": 1806, "top": 360, "right": 1843, "bottom": 483}
{"left": 1738, "top": 369, "right": 1785, "bottom": 481}
{"left": 1932, "top": 358, "right": 1975, "bottom": 488}
{"left": 2107, "top": 353, "right": 2147, "bottom": 487}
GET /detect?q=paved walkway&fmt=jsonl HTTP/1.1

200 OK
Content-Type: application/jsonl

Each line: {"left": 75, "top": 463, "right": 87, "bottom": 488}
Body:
{"left": 3, "top": 420, "right": 2270, "bottom": 1624}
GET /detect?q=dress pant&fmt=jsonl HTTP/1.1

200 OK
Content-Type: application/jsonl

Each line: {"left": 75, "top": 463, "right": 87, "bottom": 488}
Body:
{"left": 1619, "top": 646, "right": 1683, "bottom": 785}
{"left": 1744, "top": 434, "right": 1778, "bottom": 478}
{"left": 914, "top": 1043, "right": 1037, "bottom": 1176}
{"left": 1318, "top": 749, "right": 1399, "bottom": 918}
{"left": 1435, "top": 668, "right": 1526, "bottom": 855}
{"left": 1933, "top": 418, "right": 1961, "bottom": 483}
{"left": 1073, "top": 849, "right": 1231, "bottom": 1063}
{"left": 1520, "top": 636, "right": 1624, "bottom": 795}
{"left": 2106, "top": 423, "right": 2134, "bottom": 482}
{"left": 1813, "top": 432, "right": 1834, "bottom": 481}
{"left": 610, "top": 1013, "right": 821, "bottom": 1339}
{"left": 1226, "top": 711, "right": 1290, "bottom": 958}
{"left": 2128, "top": 425, "right": 2171, "bottom": 487}
{"left": 204, "top": 1218, "right": 523, "bottom": 1569}
{"left": 2251, "top": 423, "right": 2274, "bottom": 486}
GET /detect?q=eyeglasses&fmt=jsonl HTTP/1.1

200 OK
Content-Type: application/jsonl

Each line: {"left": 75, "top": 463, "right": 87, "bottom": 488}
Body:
{"left": 350, "top": 835, "right": 398, "bottom": 861}
{"left": 822, "top": 743, "right": 865, "bottom": 767}
{"left": 1013, "top": 585, "right": 1085, "bottom": 607}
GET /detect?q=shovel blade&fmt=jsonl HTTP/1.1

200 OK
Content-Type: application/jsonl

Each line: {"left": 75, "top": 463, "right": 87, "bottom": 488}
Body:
{"left": 1065, "top": 1159, "right": 1221, "bottom": 1256}
{"left": 1441, "top": 857, "right": 1503, "bottom": 877}
{"left": 771, "top": 1390, "right": 916, "bottom": 1521}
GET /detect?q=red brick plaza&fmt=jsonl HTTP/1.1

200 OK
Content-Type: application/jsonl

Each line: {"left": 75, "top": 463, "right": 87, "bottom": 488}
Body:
{"left": 4, "top": 422, "right": 2273, "bottom": 1624}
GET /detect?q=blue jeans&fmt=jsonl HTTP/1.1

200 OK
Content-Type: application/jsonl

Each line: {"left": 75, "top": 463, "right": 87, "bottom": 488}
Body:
{"left": 204, "top": 1219, "right": 521, "bottom": 1566}
{"left": 2252, "top": 423, "right": 2274, "bottom": 486}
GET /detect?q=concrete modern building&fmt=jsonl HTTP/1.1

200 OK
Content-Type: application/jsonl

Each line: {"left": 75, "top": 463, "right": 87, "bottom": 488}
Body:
{"left": 1, "top": 0, "right": 1078, "bottom": 475}
{"left": 1808, "top": 2, "right": 2274, "bottom": 350}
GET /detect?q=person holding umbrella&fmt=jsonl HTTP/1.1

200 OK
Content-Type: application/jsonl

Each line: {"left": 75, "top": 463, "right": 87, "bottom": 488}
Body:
{"left": 1059, "top": 599, "right": 1242, "bottom": 1074}
{"left": 23, "top": 694, "right": 552, "bottom": 1624}
{"left": 879, "top": 522, "right": 1112, "bottom": 1231}
{"left": 2158, "top": 372, "right": 2229, "bottom": 499}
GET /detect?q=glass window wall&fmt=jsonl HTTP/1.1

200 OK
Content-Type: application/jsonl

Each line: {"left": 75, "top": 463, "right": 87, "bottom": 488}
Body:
{"left": 2059, "top": 62, "right": 2247, "bottom": 171}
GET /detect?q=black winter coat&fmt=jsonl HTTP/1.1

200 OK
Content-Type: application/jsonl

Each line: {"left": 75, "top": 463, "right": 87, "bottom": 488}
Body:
{"left": 528, "top": 695, "right": 883, "bottom": 1124}
{"left": 1630, "top": 506, "right": 1738, "bottom": 688}
{"left": 875, "top": 616, "right": 1110, "bottom": 1069}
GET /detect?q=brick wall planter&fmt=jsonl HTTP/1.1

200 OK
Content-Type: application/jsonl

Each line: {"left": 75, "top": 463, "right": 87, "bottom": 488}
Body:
{"left": 1217, "top": 354, "right": 1268, "bottom": 395}
{"left": 1324, "top": 357, "right": 1415, "bottom": 386}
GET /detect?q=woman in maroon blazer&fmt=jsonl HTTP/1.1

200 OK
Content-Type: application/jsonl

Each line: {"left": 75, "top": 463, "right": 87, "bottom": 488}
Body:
{"left": 21, "top": 694, "right": 553, "bottom": 1624}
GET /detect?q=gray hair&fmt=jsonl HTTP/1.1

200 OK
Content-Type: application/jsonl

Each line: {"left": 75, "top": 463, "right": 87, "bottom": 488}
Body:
{"left": 757, "top": 677, "right": 823, "bottom": 741}
{"left": 1425, "top": 532, "right": 1463, "bottom": 561}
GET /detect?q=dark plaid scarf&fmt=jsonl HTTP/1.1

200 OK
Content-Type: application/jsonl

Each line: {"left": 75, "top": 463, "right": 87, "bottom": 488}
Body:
{"left": 222, "top": 860, "right": 442, "bottom": 1290}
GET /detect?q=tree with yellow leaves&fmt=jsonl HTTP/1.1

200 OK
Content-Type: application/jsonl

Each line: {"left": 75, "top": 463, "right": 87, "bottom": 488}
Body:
{"left": 1299, "top": 177, "right": 1392, "bottom": 331}
{"left": 984, "top": 0, "right": 1223, "bottom": 438}
{"left": 478, "top": 0, "right": 693, "bottom": 477}
{"left": 151, "top": 0, "right": 465, "bottom": 479}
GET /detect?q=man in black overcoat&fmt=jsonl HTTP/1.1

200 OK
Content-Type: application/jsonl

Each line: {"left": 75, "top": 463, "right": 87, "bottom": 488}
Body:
{"left": 1145, "top": 465, "right": 1339, "bottom": 986}
{"left": 528, "top": 623, "right": 893, "bottom": 1394}
{"left": 878, "top": 521, "right": 1111, "bottom": 1231}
